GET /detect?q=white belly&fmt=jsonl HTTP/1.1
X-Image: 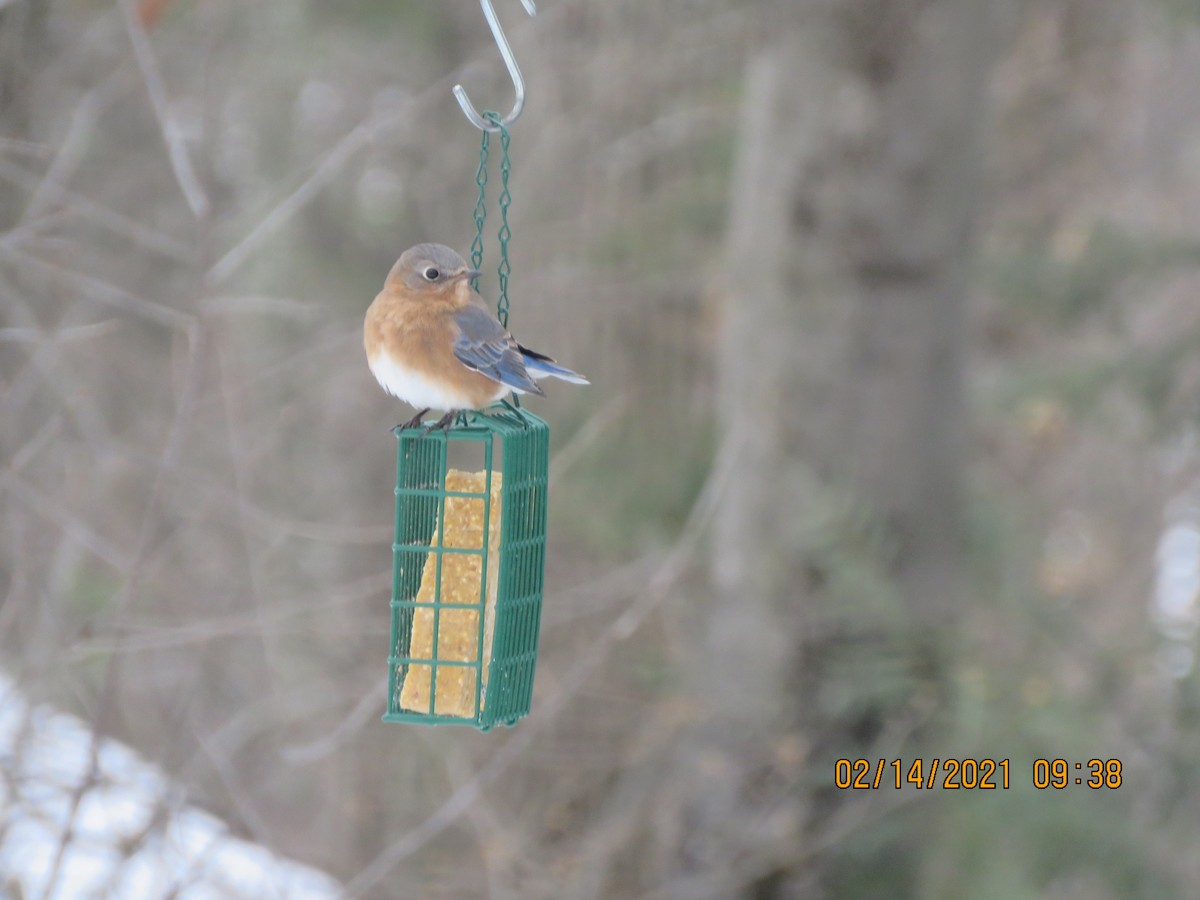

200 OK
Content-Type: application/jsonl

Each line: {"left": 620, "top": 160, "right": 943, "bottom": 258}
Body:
{"left": 368, "top": 351, "right": 505, "bottom": 411}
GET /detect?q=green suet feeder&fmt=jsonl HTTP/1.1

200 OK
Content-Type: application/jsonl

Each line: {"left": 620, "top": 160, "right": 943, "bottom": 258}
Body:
{"left": 383, "top": 407, "right": 549, "bottom": 730}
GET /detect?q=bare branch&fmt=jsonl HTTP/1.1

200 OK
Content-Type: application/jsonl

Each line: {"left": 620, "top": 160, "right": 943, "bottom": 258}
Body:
{"left": 115, "top": 0, "right": 210, "bottom": 220}
{"left": 1, "top": 245, "right": 194, "bottom": 330}
{"left": 0, "top": 158, "right": 194, "bottom": 261}
{"left": 22, "top": 73, "right": 125, "bottom": 223}
{"left": 280, "top": 683, "right": 386, "bottom": 765}
{"left": 207, "top": 116, "right": 384, "bottom": 285}
{"left": 548, "top": 391, "right": 629, "bottom": 482}
{"left": 2, "top": 471, "right": 132, "bottom": 572}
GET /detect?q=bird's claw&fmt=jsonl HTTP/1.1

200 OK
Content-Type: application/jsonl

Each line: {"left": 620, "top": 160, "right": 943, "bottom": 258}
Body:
{"left": 394, "top": 408, "right": 431, "bottom": 432}
{"left": 420, "top": 410, "right": 459, "bottom": 436}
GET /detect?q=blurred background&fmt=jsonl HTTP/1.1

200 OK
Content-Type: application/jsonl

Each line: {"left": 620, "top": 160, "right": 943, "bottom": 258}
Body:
{"left": 3, "top": 0, "right": 1200, "bottom": 896}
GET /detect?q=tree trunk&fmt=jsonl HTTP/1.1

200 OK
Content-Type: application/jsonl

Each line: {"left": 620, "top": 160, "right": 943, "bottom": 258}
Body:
{"left": 707, "top": 40, "right": 814, "bottom": 725}
{"left": 691, "top": 0, "right": 1015, "bottom": 892}
{"left": 831, "top": 0, "right": 1013, "bottom": 623}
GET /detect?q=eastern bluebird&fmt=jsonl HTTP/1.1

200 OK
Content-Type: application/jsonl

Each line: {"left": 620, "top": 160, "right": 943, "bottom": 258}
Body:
{"left": 364, "top": 243, "right": 588, "bottom": 431}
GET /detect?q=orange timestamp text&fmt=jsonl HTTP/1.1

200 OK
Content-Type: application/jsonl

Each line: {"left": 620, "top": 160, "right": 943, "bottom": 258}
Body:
{"left": 835, "top": 758, "right": 1010, "bottom": 790}
{"left": 835, "top": 758, "right": 1125, "bottom": 790}
{"left": 1032, "top": 758, "right": 1122, "bottom": 789}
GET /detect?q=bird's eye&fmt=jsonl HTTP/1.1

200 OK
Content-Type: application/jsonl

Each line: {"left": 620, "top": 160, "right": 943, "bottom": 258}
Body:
{"left": 423, "top": 267, "right": 440, "bottom": 281}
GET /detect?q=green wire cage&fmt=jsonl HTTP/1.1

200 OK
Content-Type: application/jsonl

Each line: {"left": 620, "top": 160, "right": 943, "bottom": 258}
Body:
{"left": 383, "top": 406, "right": 549, "bottom": 730}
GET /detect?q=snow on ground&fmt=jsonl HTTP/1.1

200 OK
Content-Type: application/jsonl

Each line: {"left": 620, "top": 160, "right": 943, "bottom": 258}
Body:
{"left": 0, "top": 670, "right": 342, "bottom": 899}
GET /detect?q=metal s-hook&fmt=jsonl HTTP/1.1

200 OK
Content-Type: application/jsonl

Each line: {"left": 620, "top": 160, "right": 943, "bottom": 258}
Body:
{"left": 453, "top": 0, "right": 537, "bottom": 132}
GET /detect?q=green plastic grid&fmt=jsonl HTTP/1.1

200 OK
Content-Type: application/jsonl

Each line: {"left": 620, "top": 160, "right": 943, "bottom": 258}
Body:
{"left": 383, "top": 406, "right": 549, "bottom": 730}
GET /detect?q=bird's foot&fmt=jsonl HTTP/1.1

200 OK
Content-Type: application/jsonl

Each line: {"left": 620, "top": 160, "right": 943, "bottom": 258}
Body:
{"left": 395, "top": 408, "right": 431, "bottom": 432}
{"left": 420, "top": 410, "right": 459, "bottom": 436}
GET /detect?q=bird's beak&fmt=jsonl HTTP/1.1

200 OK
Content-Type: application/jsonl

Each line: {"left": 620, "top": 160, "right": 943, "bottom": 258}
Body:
{"left": 459, "top": 269, "right": 483, "bottom": 281}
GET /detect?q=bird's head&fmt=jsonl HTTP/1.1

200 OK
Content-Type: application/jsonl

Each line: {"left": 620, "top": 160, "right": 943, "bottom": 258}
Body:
{"left": 386, "top": 243, "right": 481, "bottom": 297}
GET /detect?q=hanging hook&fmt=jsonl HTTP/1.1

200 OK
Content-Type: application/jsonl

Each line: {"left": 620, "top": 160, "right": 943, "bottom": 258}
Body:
{"left": 453, "top": 0, "right": 537, "bottom": 132}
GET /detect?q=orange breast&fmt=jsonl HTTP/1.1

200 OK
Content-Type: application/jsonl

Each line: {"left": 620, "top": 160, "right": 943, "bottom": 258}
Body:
{"left": 364, "top": 288, "right": 507, "bottom": 410}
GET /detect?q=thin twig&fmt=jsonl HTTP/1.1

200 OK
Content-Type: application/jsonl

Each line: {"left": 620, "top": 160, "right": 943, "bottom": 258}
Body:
{"left": 207, "top": 116, "right": 384, "bottom": 285}
{"left": 0, "top": 158, "right": 194, "bottom": 261}
{"left": 62, "top": 569, "right": 389, "bottom": 660}
{"left": 116, "top": 0, "right": 210, "bottom": 220}
{"left": 2, "top": 472, "right": 131, "bottom": 572}
{"left": 280, "top": 682, "right": 386, "bottom": 765}
{"left": 2, "top": 245, "right": 194, "bottom": 330}
{"left": 22, "top": 73, "right": 126, "bottom": 224}
{"left": 548, "top": 391, "right": 629, "bottom": 482}
{"left": 0, "top": 320, "right": 121, "bottom": 346}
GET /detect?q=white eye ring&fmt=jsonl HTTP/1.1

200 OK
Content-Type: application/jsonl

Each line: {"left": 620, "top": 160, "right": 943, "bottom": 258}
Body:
{"left": 423, "top": 267, "right": 440, "bottom": 281}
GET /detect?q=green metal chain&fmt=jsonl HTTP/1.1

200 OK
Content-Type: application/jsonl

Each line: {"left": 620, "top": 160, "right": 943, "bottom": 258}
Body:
{"left": 492, "top": 113, "right": 513, "bottom": 330}
{"left": 471, "top": 111, "right": 513, "bottom": 329}
{"left": 469, "top": 127, "right": 489, "bottom": 292}
{"left": 466, "top": 112, "right": 520, "bottom": 411}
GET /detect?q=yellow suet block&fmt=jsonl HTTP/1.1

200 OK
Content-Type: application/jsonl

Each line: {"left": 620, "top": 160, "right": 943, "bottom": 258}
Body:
{"left": 399, "top": 469, "right": 502, "bottom": 717}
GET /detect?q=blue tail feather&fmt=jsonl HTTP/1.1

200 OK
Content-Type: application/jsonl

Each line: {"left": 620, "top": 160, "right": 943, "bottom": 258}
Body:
{"left": 521, "top": 353, "right": 589, "bottom": 384}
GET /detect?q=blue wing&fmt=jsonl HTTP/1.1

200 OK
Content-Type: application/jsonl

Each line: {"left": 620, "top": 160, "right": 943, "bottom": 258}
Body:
{"left": 453, "top": 305, "right": 545, "bottom": 396}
